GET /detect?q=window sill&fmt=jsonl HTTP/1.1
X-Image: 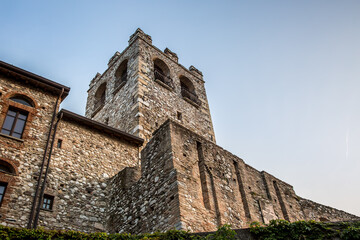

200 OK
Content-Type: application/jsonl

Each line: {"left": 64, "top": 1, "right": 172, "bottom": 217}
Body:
{"left": 0, "top": 170, "right": 16, "bottom": 176}
{"left": 0, "top": 133, "right": 24, "bottom": 142}
{"left": 40, "top": 208, "right": 53, "bottom": 212}
{"left": 112, "top": 81, "right": 126, "bottom": 95}
{"left": 91, "top": 103, "right": 104, "bottom": 118}
{"left": 183, "top": 97, "right": 200, "bottom": 108}
{"left": 155, "top": 79, "right": 174, "bottom": 91}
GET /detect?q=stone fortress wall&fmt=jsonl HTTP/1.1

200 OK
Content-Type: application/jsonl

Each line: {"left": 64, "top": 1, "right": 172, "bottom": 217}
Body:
{"left": 109, "top": 120, "right": 359, "bottom": 233}
{"left": 169, "top": 121, "right": 358, "bottom": 232}
{"left": 0, "top": 29, "right": 358, "bottom": 234}
{"left": 107, "top": 121, "right": 181, "bottom": 233}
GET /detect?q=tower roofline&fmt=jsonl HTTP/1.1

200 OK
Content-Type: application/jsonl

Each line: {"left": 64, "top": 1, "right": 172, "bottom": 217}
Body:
{"left": 94, "top": 28, "right": 205, "bottom": 86}
{"left": 129, "top": 28, "right": 205, "bottom": 83}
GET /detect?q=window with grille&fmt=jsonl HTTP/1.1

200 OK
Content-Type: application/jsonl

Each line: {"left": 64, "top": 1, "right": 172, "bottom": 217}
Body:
{"left": 42, "top": 194, "right": 54, "bottom": 210}
{"left": 0, "top": 182, "right": 8, "bottom": 206}
{"left": 1, "top": 107, "right": 28, "bottom": 138}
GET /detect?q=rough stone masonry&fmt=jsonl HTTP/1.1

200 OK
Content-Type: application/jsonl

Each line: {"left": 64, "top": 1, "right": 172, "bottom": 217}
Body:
{"left": 0, "top": 28, "right": 358, "bottom": 234}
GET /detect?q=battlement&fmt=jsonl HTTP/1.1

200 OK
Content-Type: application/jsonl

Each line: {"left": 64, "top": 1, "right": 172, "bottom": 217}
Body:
{"left": 85, "top": 28, "right": 215, "bottom": 144}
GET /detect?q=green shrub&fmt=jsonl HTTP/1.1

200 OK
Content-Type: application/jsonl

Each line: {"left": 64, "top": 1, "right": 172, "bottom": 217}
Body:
{"left": 0, "top": 225, "right": 236, "bottom": 240}
{"left": 250, "top": 219, "right": 360, "bottom": 240}
{"left": 2, "top": 220, "right": 359, "bottom": 239}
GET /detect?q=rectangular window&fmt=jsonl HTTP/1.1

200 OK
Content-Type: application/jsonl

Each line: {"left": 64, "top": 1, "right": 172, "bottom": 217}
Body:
{"left": 57, "top": 139, "right": 62, "bottom": 148}
{"left": 42, "top": 194, "right": 54, "bottom": 210}
{"left": 1, "top": 107, "right": 28, "bottom": 138}
{"left": 0, "top": 182, "right": 8, "bottom": 206}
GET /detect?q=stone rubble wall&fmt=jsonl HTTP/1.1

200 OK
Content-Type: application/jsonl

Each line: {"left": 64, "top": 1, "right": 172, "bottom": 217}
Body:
{"left": 0, "top": 75, "right": 58, "bottom": 228}
{"left": 107, "top": 121, "right": 181, "bottom": 234}
{"left": 37, "top": 118, "right": 140, "bottom": 232}
{"left": 299, "top": 198, "right": 359, "bottom": 222}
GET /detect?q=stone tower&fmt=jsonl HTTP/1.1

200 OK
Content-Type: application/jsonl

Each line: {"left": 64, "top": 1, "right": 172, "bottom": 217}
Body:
{"left": 85, "top": 28, "right": 215, "bottom": 143}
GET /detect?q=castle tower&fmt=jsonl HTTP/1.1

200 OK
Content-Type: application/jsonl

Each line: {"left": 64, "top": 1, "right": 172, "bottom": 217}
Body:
{"left": 85, "top": 29, "right": 215, "bottom": 143}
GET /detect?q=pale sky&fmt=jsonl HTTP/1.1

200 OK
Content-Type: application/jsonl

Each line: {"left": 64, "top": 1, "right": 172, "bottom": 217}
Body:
{"left": 1, "top": 1, "right": 359, "bottom": 216}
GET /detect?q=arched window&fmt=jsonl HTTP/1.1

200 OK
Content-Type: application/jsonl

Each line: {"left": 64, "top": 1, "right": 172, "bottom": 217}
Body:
{"left": 1, "top": 94, "right": 34, "bottom": 139}
{"left": 9, "top": 95, "right": 34, "bottom": 107}
{"left": 180, "top": 76, "right": 200, "bottom": 106}
{"left": 114, "top": 60, "right": 128, "bottom": 90}
{"left": 153, "top": 59, "right": 174, "bottom": 89}
{"left": 0, "top": 160, "right": 16, "bottom": 175}
{"left": 94, "top": 83, "right": 106, "bottom": 111}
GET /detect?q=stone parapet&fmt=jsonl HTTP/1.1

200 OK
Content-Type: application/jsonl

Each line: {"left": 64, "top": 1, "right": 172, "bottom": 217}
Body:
{"left": 164, "top": 48, "right": 178, "bottom": 62}
{"left": 129, "top": 28, "right": 152, "bottom": 46}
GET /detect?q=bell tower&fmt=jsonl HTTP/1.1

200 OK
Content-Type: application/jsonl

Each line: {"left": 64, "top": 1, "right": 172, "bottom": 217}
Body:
{"left": 85, "top": 28, "right": 215, "bottom": 143}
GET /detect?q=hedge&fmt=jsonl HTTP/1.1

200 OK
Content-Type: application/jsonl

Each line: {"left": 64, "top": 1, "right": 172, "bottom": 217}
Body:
{"left": 1, "top": 220, "right": 359, "bottom": 239}
{"left": 0, "top": 224, "right": 236, "bottom": 240}
{"left": 250, "top": 219, "right": 360, "bottom": 240}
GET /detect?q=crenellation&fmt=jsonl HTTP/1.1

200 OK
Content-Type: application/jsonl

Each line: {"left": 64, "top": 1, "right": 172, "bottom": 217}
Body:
{"left": 129, "top": 28, "right": 152, "bottom": 46}
{"left": 189, "top": 65, "right": 203, "bottom": 78}
{"left": 164, "top": 48, "right": 178, "bottom": 63}
{"left": 108, "top": 51, "right": 121, "bottom": 67}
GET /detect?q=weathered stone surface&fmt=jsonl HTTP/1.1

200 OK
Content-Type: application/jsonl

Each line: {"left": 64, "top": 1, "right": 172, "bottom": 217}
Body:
{"left": 85, "top": 27, "right": 216, "bottom": 144}
{"left": 108, "top": 123, "right": 180, "bottom": 233}
{"left": 0, "top": 71, "right": 60, "bottom": 228}
{"left": 38, "top": 117, "right": 140, "bottom": 232}
{"left": 0, "top": 29, "right": 358, "bottom": 235}
{"left": 167, "top": 120, "right": 359, "bottom": 232}
{"left": 106, "top": 119, "right": 359, "bottom": 234}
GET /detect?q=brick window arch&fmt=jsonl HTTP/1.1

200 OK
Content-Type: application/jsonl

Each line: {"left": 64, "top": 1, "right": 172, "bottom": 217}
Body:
{"left": 0, "top": 160, "right": 16, "bottom": 175}
{"left": 9, "top": 95, "right": 34, "bottom": 107}
{"left": 0, "top": 158, "right": 19, "bottom": 208}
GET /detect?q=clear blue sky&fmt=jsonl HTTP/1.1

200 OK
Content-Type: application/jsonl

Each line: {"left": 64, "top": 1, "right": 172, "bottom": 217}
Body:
{"left": 1, "top": 1, "right": 359, "bottom": 217}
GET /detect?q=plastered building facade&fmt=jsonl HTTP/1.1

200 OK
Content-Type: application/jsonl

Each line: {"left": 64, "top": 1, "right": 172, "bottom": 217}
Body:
{"left": 0, "top": 29, "right": 358, "bottom": 234}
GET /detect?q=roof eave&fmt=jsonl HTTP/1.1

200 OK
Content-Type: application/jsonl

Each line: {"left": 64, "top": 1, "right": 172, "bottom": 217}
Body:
{"left": 0, "top": 60, "right": 70, "bottom": 99}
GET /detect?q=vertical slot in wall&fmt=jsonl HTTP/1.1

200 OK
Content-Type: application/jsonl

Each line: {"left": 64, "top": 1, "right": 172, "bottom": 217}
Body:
{"left": 273, "top": 181, "right": 290, "bottom": 221}
{"left": 196, "top": 141, "right": 211, "bottom": 210}
{"left": 233, "top": 160, "right": 251, "bottom": 220}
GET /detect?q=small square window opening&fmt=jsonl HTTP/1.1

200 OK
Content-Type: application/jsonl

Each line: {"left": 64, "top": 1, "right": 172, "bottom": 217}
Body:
{"left": 42, "top": 194, "right": 54, "bottom": 210}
